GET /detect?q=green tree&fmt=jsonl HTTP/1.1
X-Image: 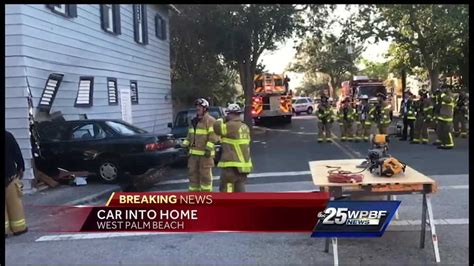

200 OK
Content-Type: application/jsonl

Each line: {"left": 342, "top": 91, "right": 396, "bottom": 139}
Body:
{"left": 353, "top": 4, "right": 469, "bottom": 90}
{"left": 170, "top": 6, "right": 238, "bottom": 107}
{"left": 290, "top": 34, "right": 364, "bottom": 97}
{"left": 358, "top": 59, "right": 390, "bottom": 80}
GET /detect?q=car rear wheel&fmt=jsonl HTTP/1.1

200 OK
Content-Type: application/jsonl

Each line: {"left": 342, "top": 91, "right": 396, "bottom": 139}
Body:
{"left": 307, "top": 107, "right": 313, "bottom": 114}
{"left": 98, "top": 159, "right": 121, "bottom": 183}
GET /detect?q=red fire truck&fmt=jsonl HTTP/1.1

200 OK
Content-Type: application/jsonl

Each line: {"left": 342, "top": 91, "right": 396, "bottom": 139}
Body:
{"left": 252, "top": 73, "right": 293, "bottom": 124}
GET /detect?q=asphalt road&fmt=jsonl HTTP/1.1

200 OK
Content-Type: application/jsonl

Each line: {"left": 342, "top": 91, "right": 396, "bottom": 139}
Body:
{"left": 6, "top": 115, "right": 469, "bottom": 265}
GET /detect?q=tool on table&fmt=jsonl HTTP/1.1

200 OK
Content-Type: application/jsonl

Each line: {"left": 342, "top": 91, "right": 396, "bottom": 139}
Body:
{"left": 326, "top": 166, "right": 364, "bottom": 183}
{"left": 357, "top": 134, "right": 406, "bottom": 177}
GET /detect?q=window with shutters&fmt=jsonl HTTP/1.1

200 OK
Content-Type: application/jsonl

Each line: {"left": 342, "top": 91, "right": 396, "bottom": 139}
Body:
{"left": 46, "top": 4, "right": 77, "bottom": 18}
{"left": 107, "top": 78, "right": 118, "bottom": 105}
{"left": 133, "top": 4, "right": 148, "bottom": 45}
{"left": 100, "top": 4, "right": 121, "bottom": 35}
{"left": 155, "top": 14, "right": 166, "bottom": 40}
{"left": 38, "top": 74, "right": 63, "bottom": 111}
{"left": 75, "top": 77, "right": 94, "bottom": 107}
{"left": 130, "top": 81, "right": 139, "bottom": 104}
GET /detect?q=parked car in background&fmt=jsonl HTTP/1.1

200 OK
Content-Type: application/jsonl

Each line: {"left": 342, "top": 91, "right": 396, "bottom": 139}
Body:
{"left": 168, "top": 106, "right": 226, "bottom": 163}
{"left": 292, "top": 97, "right": 314, "bottom": 115}
{"left": 35, "top": 119, "right": 180, "bottom": 183}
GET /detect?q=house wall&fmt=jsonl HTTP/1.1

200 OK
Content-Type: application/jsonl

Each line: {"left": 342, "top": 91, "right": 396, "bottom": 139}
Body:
{"left": 5, "top": 4, "right": 173, "bottom": 190}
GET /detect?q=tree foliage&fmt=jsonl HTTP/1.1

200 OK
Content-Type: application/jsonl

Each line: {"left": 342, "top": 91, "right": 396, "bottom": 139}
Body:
{"left": 352, "top": 4, "right": 469, "bottom": 89}
{"left": 290, "top": 34, "right": 364, "bottom": 97}
{"left": 170, "top": 5, "right": 238, "bottom": 107}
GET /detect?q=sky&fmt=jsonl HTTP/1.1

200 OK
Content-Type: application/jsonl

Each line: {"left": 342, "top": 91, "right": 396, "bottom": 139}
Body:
{"left": 258, "top": 5, "right": 391, "bottom": 88}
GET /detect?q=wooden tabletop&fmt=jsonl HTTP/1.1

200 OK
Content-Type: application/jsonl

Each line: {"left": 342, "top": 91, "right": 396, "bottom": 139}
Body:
{"left": 309, "top": 159, "right": 437, "bottom": 187}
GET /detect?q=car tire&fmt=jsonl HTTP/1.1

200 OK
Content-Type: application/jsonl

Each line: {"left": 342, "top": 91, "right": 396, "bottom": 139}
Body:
{"left": 307, "top": 107, "right": 313, "bottom": 114}
{"left": 97, "top": 158, "right": 121, "bottom": 184}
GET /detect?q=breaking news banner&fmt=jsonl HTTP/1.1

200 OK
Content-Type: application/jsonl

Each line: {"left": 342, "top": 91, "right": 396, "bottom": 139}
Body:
{"left": 40, "top": 192, "right": 332, "bottom": 233}
{"left": 311, "top": 200, "right": 401, "bottom": 238}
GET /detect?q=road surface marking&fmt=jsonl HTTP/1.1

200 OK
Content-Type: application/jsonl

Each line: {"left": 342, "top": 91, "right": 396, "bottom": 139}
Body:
{"left": 35, "top": 218, "right": 469, "bottom": 242}
{"left": 158, "top": 173, "right": 468, "bottom": 186}
{"left": 159, "top": 170, "right": 312, "bottom": 185}
{"left": 330, "top": 133, "right": 360, "bottom": 159}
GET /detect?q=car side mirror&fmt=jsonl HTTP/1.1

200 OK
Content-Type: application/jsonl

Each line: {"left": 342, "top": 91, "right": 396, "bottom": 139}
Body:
{"left": 167, "top": 122, "right": 172, "bottom": 128}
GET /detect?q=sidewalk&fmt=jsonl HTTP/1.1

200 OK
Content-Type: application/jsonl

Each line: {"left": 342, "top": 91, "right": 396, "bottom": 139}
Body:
{"left": 23, "top": 182, "right": 121, "bottom": 206}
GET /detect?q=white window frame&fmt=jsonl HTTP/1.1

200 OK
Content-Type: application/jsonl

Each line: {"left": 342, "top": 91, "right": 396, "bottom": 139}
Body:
{"left": 75, "top": 77, "right": 94, "bottom": 107}
{"left": 46, "top": 4, "right": 77, "bottom": 18}
{"left": 53, "top": 4, "right": 67, "bottom": 15}
{"left": 104, "top": 4, "right": 114, "bottom": 32}
{"left": 130, "top": 80, "right": 139, "bottom": 104}
{"left": 107, "top": 78, "right": 118, "bottom": 105}
{"left": 133, "top": 4, "right": 148, "bottom": 44}
{"left": 39, "top": 74, "right": 63, "bottom": 111}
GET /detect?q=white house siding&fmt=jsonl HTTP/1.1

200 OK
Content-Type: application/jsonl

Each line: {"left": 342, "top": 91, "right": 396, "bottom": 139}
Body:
{"left": 5, "top": 4, "right": 173, "bottom": 191}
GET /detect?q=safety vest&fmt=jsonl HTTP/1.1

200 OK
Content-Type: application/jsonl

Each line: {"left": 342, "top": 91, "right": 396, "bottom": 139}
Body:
{"left": 355, "top": 103, "right": 373, "bottom": 125}
{"left": 438, "top": 93, "right": 455, "bottom": 122}
{"left": 454, "top": 96, "right": 468, "bottom": 116}
{"left": 182, "top": 113, "right": 218, "bottom": 157}
{"left": 370, "top": 102, "right": 391, "bottom": 125}
{"left": 316, "top": 104, "right": 334, "bottom": 123}
{"left": 401, "top": 100, "right": 416, "bottom": 120}
{"left": 337, "top": 106, "right": 356, "bottom": 124}
{"left": 416, "top": 98, "right": 434, "bottom": 122}
{"left": 213, "top": 117, "right": 253, "bottom": 173}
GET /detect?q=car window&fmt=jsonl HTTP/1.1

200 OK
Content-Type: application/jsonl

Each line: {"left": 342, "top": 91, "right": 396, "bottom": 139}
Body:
{"left": 71, "top": 123, "right": 106, "bottom": 140}
{"left": 175, "top": 112, "right": 189, "bottom": 127}
{"left": 295, "top": 99, "right": 306, "bottom": 104}
{"left": 105, "top": 121, "right": 146, "bottom": 136}
{"left": 37, "top": 123, "right": 70, "bottom": 141}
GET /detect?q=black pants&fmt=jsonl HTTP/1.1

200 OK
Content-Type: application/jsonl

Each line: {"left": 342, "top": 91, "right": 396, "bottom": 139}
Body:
{"left": 402, "top": 117, "right": 415, "bottom": 141}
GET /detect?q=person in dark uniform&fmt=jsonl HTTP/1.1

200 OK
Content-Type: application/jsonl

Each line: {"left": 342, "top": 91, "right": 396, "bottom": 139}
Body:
{"left": 5, "top": 130, "right": 28, "bottom": 237}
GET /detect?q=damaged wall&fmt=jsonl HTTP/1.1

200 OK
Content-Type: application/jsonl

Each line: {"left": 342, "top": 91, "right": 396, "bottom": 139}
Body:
{"left": 5, "top": 4, "right": 174, "bottom": 191}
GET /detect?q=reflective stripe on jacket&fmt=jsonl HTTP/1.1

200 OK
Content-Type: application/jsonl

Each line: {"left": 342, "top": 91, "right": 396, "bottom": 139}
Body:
{"left": 182, "top": 113, "right": 218, "bottom": 157}
{"left": 213, "top": 117, "right": 253, "bottom": 173}
{"left": 438, "top": 93, "right": 455, "bottom": 122}
{"left": 337, "top": 106, "right": 356, "bottom": 123}
{"left": 370, "top": 102, "right": 391, "bottom": 125}
{"left": 316, "top": 104, "right": 334, "bottom": 123}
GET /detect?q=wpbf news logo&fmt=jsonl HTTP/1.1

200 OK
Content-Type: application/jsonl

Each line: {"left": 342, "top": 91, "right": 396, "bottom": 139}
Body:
{"left": 311, "top": 201, "right": 401, "bottom": 238}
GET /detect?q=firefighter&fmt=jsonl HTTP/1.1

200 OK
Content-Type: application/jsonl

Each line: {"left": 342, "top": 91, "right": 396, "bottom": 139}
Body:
{"left": 370, "top": 93, "right": 391, "bottom": 134}
{"left": 399, "top": 89, "right": 417, "bottom": 141}
{"left": 316, "top": 94, "right": 335, "bottom": 143}
{"left": 355, "top": 95, "right": 373, "bottom": 142}
{"left": 337, "top": 96, "right": 356, "bottom": 141}
{"left": 182, "top": 98, "right": 219, "bottom": 192}
{"left": 432, "top": 87, "right": 443, "bottom": 145}
{"left": 412, "top": 89, "right": 433, "bottom": 144}
{"left": 453, "top": 91, "right": 468, "bottom": 138}
{"left": 5, "top": 130, "right": 28, "bottom": 237}
{"left": 213, "top": 103, "right": 252, "bottom": 192}
{"left": 437, "top": 85, "right": 455, "bottom": 149}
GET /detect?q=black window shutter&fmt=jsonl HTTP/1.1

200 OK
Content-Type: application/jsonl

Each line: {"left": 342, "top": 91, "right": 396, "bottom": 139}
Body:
{"left": 67, "top": 4, "right": 77, "bottom": 17}
{"left": 133, "top": 5, "right": 139, "bottom": 43}
{"left": 142, "top": 5, "right": 148, "bottom": 45}
{"left": 162, "top": 18, "right": 167, "bottom": 40}
{"left": 113, "top": 5, "right": 121, "bottom": 35}
{"left": 100, "top": 5, "right": 107, "bottom": 31}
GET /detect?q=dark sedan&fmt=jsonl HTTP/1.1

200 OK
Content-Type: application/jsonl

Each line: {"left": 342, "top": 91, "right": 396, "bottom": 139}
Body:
{"left": 35, "top": 119, "right": 180, "bottom": 183}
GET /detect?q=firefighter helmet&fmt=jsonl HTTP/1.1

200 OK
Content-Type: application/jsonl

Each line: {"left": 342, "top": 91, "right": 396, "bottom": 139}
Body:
{"left": 195, "top": 98, "right": 209, "bottom": 109}
{"left": 226, "top": 103, "right": 243, "bottom": 114}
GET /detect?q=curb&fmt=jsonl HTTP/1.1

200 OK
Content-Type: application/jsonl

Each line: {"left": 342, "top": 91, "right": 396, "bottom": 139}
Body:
{"left": 63, "top": 186, "right": 122, "bottom": 206}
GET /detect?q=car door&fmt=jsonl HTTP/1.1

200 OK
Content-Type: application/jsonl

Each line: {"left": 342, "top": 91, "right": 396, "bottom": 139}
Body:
{"left": 295, "top": 99, "right": 306, "bottom": 112}
{"left": 64, "top": 122, "right": 108, "bottom": 172}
